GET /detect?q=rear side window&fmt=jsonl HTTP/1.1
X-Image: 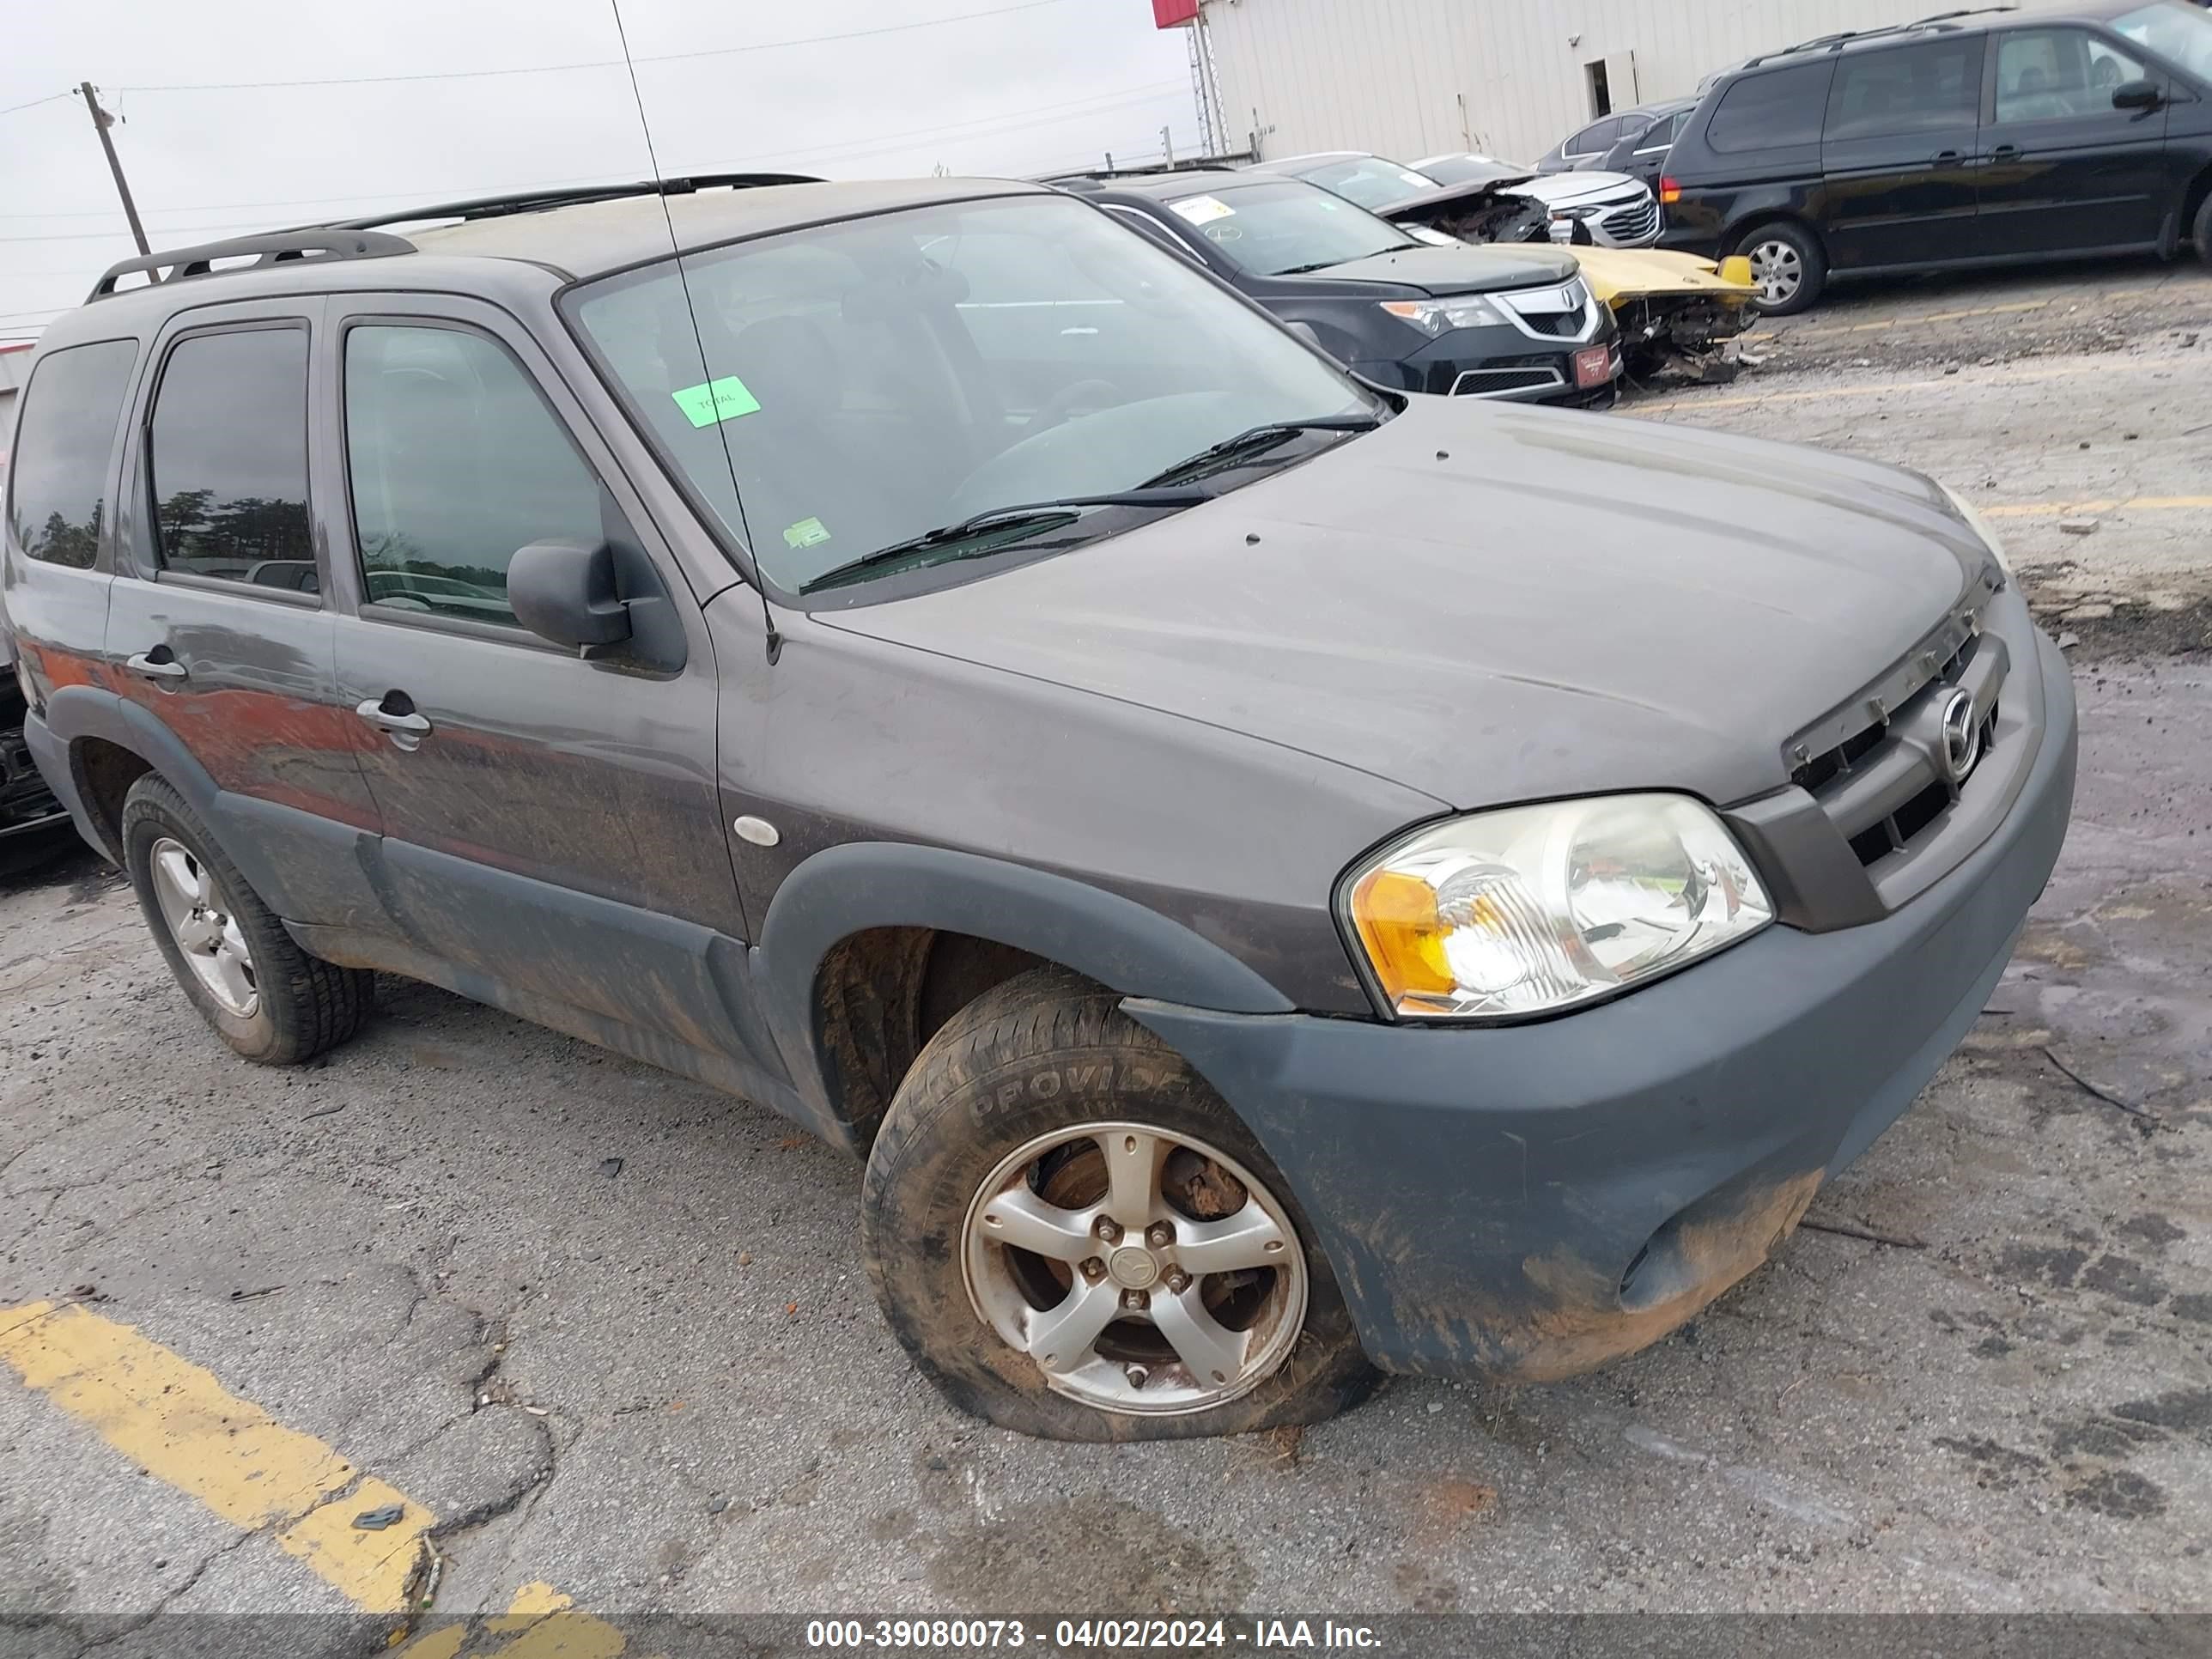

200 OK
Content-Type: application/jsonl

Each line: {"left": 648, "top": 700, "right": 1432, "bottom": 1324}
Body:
{"left": 1826, "top": 40, "right": 1983, "bottom": 139}
{"left": 1707, "top": 63, "right": 1837, "bottom": 152}
{"left": 1568, "top": 118, "right": 1622, "bottom": 155}
{"left": 343, "top": 324, "right": 605, "bottom": 627}
{"left": 149, "top": 327, "right": 313, "bottom": 588}
{"left": 6, "top": 339, "right": 137, "bottom": 569}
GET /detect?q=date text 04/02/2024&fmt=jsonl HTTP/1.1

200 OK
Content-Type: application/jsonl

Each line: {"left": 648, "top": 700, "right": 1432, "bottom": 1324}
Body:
{"left": 804, "top": 1618, "right": 1383, "bottom": 1650}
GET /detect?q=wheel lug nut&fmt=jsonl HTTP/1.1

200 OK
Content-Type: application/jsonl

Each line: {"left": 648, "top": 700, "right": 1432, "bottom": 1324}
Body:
{"left": 1080, "top": 1257, "right": 1105, "bottom": 1281}
{"left": 1146, "top": 1222, "right": 1174, "bottom": 1248}
{"left": 1166, "top": 1271, "right": 1192, "bottom": 1294}
{"left": 1093, "top": 1218, "right": 1121, "bottom": 1243}
{"left": 1120, "top": 1288, "right": 1149, "bottom": 1310}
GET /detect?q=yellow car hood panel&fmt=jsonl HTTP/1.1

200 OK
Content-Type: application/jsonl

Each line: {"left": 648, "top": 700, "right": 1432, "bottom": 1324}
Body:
{"left": 1485, "top": 244, "right": 1756, "bottom": 307}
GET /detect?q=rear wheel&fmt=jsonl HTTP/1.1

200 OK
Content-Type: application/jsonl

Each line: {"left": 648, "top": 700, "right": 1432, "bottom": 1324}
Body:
{"left": 862, "top": 969, "right": 1376, "bottom": 1440}
{"left": 1740, "top": 221, "right": 1826, "bottom": 315}
{"left": 2194, "top": 191, "right": 2212, "bottom": 266}
{"left": 121, "top": 775, "right": 373, "bottom": 1065}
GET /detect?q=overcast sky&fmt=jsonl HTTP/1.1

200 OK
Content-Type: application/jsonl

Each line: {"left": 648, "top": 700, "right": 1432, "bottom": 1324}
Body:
{"left": 1, "top": 0, "right": 1194, "bottom": 337}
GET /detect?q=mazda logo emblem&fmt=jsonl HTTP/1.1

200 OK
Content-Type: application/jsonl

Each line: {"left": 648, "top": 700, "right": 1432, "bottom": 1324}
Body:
{"left": 1940, "top": 689, "right": 1981, "bottom": 783}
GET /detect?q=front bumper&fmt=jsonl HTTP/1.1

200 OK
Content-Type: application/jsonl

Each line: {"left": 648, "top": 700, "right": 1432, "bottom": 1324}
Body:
{"left": 1130, "top": 628, "right": 2076, "bottom": 1382}
{"left": 1352, "top": 313, "right": 1623, "bottom": 405}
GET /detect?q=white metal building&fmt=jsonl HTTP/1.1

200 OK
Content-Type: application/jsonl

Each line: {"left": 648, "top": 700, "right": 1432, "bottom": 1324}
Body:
{"left": 1191, "top": 0, "right": 2071, "bottom": 167}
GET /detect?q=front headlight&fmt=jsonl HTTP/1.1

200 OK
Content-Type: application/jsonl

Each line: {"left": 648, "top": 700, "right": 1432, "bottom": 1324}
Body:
{"left": 1342, "top": 793, "right": 1773, "bottom": 1020}
{"left": 1380, "top": 295, "right": 1506, "bottom": 335}
{"left": 1937, "top": 481, "right": 2013, "bottom": 576}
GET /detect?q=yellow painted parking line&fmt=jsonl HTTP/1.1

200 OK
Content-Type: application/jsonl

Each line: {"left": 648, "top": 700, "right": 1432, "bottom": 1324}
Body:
{"left": 0, "top": 1298, "right": 621, "bottom": 1645}
{"left": 1981, "top": 495, "right": 2212, "bottom": 518}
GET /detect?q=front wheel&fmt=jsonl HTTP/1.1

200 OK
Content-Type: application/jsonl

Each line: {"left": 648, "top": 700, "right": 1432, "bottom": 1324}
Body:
{"left": 1740, "top": 222, "right": 1826, "bottom": 315}
{"left": 861, "top": 969, "right": 1376, "bottom": 1440}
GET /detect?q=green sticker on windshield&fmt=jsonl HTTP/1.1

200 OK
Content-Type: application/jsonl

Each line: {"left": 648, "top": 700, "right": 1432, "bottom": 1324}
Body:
{"left": 672, "top": 375, "right": 761, "bottom": 428}
{"left": 783, "top": 516, "right": 830, "bottom": 549}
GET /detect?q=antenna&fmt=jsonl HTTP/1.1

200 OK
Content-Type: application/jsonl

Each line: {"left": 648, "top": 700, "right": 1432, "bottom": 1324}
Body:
{"left": 606, "top": 0, "right": 781, "bottom": 664}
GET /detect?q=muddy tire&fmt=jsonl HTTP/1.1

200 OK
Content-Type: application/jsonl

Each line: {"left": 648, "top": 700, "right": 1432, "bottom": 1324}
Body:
{"left": 862, "top": 967, "right": 1377, "bottom": 1441}
{"left": 2195, "top": 191, "right": 2212, "bottom": 265}
{"left": 121, "top": 775, "right": 373, "bottom": 1065}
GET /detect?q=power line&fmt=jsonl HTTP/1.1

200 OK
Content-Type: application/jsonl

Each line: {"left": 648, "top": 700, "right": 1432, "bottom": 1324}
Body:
{"left": 116, "top": 0, "right": 1079, "bottom": 94}
{"left": 0, "top": 221, "right": 277, "bottom": 243}
{"left": 0, "top": 91, "right": 75, "bottom": 118}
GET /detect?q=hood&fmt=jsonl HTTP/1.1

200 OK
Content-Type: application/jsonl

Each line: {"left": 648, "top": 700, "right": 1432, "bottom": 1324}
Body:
{"left": 1553, "top": 246, "right": 1751, "bottom": 304}
{"left": 1516, "top": 170, "right": 1644, "bottom": 207}
{"left": 818, "top": 400, "right": 1996, "bottom": 812}
{"left": 1383, "top": 172, "right": 1539, "bottom": 216}
{"left": 1306, "top": 242, "right": 1578, "bottom": 295}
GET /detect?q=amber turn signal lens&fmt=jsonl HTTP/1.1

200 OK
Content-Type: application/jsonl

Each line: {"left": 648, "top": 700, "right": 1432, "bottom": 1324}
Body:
{"left": 1348, "top": 867, "right": 1455, "bottom": 999}
{"left": 1659, "top": 176, "right": 1681, "bottom": 205}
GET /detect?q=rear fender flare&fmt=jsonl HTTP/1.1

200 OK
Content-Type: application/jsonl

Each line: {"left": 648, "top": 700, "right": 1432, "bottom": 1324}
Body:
{"left": 42, "top": 681, "right": 342, "bottom": 915}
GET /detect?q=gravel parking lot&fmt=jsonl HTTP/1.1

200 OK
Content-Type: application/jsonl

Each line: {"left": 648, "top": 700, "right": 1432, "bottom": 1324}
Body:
{"left": 3, "top": 258, "right": 2209, "bottom": 1637}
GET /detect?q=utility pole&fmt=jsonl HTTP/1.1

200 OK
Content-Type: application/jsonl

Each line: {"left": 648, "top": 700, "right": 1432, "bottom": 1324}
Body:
{"left": 78, "top": 82, "right": 149, "bottom": 256}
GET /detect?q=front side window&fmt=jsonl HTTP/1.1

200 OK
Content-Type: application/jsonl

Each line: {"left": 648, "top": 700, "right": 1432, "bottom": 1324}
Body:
{"left": 570, "top": 193, "right": 1375, "bottom": 596}
{"left": 5, "top": 338, "right": 137, "bottom": 569}
{"left": 149, "top": 327, "right": 313, "bottom": 589}
{"left": 343, "top": 325, "right": 605, "bottom": 627}
{"left": 1293, "top": 157, "right": 1438, "bottom": 209}
{"left": 1826, "top": 40, "right": 1983, "bottom": 140}
{"left": 1708, "top": 63, "right": 1837, "bottom": 152}
{"left": 2112, "top": 1, "right": 2212, "bottom": 78}
{"left": 1995, "top": 29, "right": 2148, "bottom": 121}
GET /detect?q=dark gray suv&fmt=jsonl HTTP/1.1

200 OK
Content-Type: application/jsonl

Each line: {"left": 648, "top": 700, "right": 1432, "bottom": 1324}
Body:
{"left": 2, "top": 175, "right": 2075, "bottom": 1442}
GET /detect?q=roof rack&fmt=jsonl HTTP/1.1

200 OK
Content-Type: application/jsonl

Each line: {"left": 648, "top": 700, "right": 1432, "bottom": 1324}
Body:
{"left": 88, "top": 228, "right": 413, "bottom": 302}
{"left": 1744, "top": 5, "right": 2015, "bottom": 67}
{"left": 329, "top": 172, "right": 825, "bottom": 230}
{"left": 85, "top": 173, "right": 827, "bottom": 305}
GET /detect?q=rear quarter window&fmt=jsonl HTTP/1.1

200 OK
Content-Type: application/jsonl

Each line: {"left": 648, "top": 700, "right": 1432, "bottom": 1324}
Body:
{"left": 1706, "top": 62, "right": 1838, "bottom": 153}
{"left": 5, "top": 339, "right": 139, "bottom": 569}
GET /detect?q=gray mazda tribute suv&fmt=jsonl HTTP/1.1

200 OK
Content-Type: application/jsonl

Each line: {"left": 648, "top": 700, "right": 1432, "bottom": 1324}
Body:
{"left": 2, "top": 175, "right": 2075, "bottom": 1441}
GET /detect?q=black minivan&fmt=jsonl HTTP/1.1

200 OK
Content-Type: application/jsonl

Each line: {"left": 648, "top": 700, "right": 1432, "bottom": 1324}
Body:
{"left": 1659, "top": 0, "right": 2212, "bottom": 312}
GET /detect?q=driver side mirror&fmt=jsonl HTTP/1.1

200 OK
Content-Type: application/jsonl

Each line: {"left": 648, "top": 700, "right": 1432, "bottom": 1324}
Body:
{"left": 2112, "top": 78, "right": 2163, "bottom": 111}
{"left": 508, "top": 540, "right": 631, "bottom": 654}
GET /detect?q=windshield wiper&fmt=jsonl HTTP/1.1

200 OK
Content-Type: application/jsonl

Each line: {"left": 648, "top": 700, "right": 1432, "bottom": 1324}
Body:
{"left": 798, "top": 488, "right": 1213, "bottom": 593}
{"left": 1274, "top": 251, "right": 1404, "bottom": 273}
{"left": 1138, "top": 414, "right": 1384, "bottom": 489}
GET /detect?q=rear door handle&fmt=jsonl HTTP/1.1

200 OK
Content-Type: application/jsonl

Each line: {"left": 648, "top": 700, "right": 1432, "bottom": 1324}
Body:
{"left": 126, "top": 649, "right": 187, "bottom": 683}
{"left": 1988, "top": 143, "right": 2021, "bottom": 161}
{"left": 1932, "top": 149, "right": 1964, "bottom": 163}
{"left": 356, "top": 696, "right": 432, "bottom": 747}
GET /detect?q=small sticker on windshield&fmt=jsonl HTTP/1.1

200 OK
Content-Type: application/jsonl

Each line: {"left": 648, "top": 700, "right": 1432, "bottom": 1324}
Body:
{"left": 672, "top": 376, "right": 762, "bottom": 428}
{"left": 783, "top": 516, "right": 831, "bottom": 549}
{"left": 1170, "top": 195, "right": 1236, "bottom": 225}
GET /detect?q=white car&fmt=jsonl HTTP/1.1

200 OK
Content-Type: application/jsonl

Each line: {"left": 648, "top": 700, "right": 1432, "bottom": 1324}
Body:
{"left": 1247, "top": 151, "right": 1660, "bottom": 249}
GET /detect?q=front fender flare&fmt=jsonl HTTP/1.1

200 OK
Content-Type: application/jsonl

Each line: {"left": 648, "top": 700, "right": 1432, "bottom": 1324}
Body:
{"left": 750, "top": 842, "right": 1294, "bottom": 1124}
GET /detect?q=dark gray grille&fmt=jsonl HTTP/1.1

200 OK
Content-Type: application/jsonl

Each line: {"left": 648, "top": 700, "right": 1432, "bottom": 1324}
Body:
{"left": 1793, "top": 630, "right": 2008, "bottom": 873}
{"left": 1601, "top": 196, "right": 1660, "bottom": 242}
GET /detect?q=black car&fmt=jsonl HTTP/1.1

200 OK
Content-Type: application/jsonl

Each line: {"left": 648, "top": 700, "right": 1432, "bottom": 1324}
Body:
{"left": 1658, "top": 0, "right": 2212, "bottom": 313}
{"left": 1054, "top": 171, "right": 1623, "bottom": 404}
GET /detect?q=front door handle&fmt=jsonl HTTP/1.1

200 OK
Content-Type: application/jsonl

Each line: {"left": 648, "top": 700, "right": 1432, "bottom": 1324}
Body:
{"left": 356, "top": 695, "right": 432, "bottom": 750}
{"left": 126, "top": 649, "right": 188, "bottom": 683}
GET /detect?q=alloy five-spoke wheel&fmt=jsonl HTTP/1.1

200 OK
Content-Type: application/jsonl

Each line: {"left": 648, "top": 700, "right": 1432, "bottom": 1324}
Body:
{"left": 1747, "top": 237, "right": 1803, "bottom": 309}
{"left": 962, "top": 1120, "right": 1307, "bottom": 1415}
{"left": 147, "top": 835, "right": 258, "bottom": 1017}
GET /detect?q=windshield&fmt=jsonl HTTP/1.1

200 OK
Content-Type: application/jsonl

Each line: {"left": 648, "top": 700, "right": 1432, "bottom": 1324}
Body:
{"left": 1164, "top": 179, "right": 1419, "bottom": 275}
{"left": 1292, "top": 157, "right": 1440, "bottom": 210}
{"left": 2112, "top": 2, "right": 2212, "bottom": 77}
{"left": 569, "top": 194, "right": 1374, "bottom": 594}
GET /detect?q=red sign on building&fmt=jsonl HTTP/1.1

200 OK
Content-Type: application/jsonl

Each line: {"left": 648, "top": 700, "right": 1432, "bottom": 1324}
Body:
{"left": 1153, "top": 0, "right": 1199, "bottom": 27}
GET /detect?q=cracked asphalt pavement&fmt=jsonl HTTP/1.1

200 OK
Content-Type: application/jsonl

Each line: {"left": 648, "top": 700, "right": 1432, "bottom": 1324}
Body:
{"left": 3, "top": 257, "right": 2209, "bottom": 1632}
